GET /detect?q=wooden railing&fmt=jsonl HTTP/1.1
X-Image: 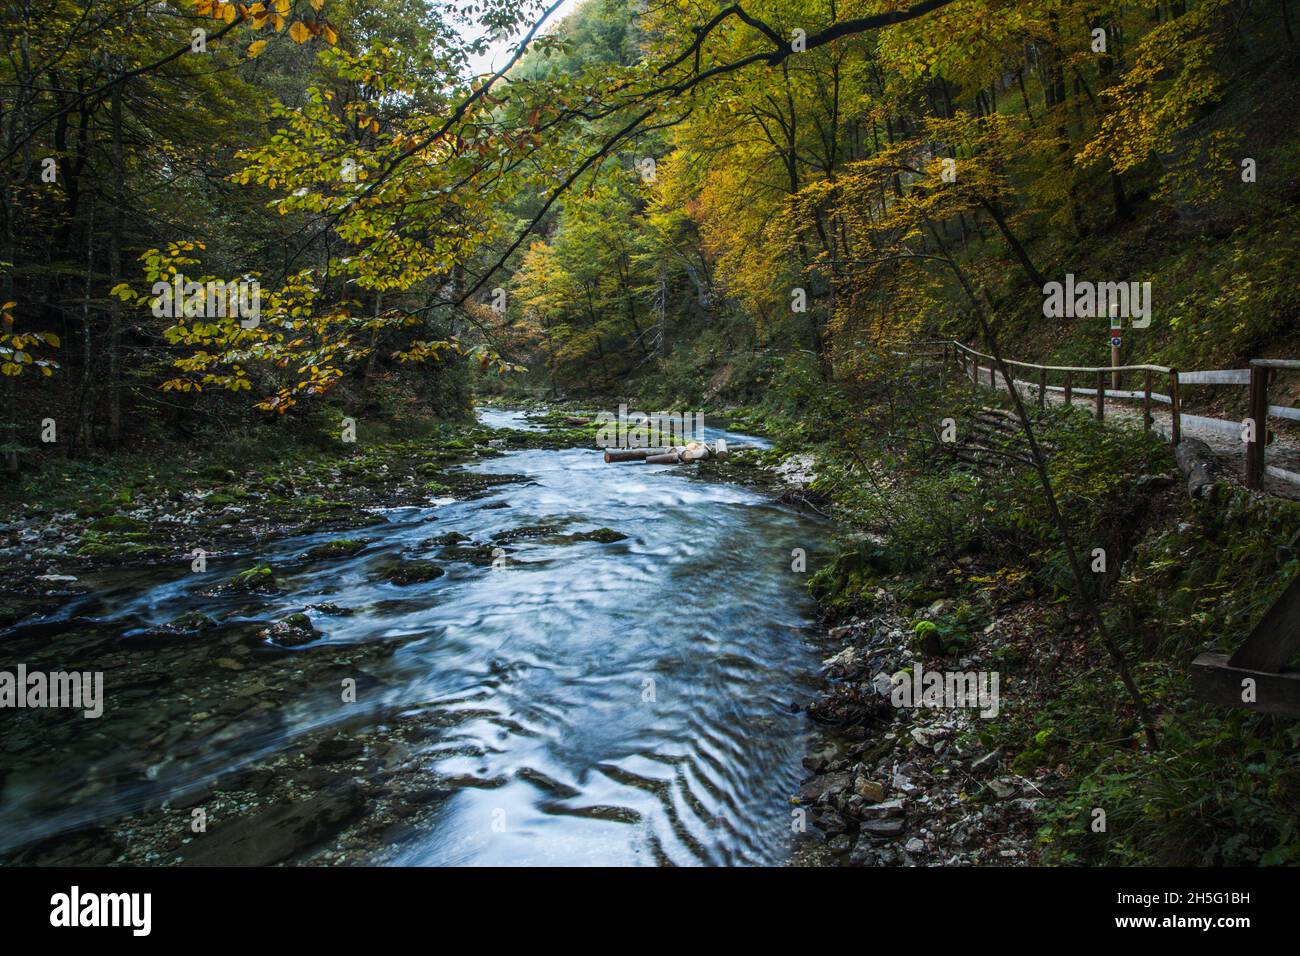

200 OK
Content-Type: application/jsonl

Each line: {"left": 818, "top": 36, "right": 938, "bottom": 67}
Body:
{"left": 915, "top": 341, "right": 1299, "bottom": 491}
{"left": 895, "top": 343, "right": 1300, "bottom": 716}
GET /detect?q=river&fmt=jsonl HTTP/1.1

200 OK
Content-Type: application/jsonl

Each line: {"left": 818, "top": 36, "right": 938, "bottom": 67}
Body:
{"left": 0, "top": 409, "right": 826, "bottom": 866}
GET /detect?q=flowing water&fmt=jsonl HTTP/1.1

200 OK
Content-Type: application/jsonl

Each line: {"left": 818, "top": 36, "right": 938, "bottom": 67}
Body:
{"left": 1, "top": 410, "right": 827, "bottom": 865}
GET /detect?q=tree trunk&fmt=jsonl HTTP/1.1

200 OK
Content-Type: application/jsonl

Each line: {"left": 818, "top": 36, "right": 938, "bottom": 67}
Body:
{"left": 106, "top": 74, "right": 125, "bottom": 446}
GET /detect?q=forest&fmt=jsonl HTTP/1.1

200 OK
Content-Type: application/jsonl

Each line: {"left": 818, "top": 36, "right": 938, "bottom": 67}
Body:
{"left": 1, "top": 0, "right": 1299, "bottom": 876}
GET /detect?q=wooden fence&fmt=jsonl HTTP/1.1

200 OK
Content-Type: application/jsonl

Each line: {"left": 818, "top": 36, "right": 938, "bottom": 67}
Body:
{"left": 931, "top": 341, "right": 1300, "bottom": 491}
{"left": 911, "top": 341, "right": 1300, "bottom": 717}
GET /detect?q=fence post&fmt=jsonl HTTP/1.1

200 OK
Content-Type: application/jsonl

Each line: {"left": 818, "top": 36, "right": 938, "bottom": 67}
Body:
{"left": 1038, "top": 368, "right": 1047, "bottom": 410}
{"left": 1247, "top": 363, "right": 1268, "bottom": 490}
{"left": 1064, "top": 371, "right": 1073, "bottom": 406}
{"left": 1168, "top": 369, "right": 1181, "bottom": 445}
{"left": 1143, "top": 370, "right": 1152, "bottom": 435}
{"left": 1095, "top": 369, "right": 1105, "bottom": 421}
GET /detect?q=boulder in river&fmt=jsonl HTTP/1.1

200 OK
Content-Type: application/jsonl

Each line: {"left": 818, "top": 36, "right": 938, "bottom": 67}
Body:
{"left": 261, "top": 612, "right": 320, "bottom": 647}
{"left": 384, "top": 560, "right": 445, "bottom": 586}
{"left": 300, "top": 538, "right": 370, "bottom": 561}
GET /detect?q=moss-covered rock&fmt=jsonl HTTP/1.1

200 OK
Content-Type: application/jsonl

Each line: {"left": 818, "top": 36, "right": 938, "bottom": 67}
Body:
{"left": 167, "top": 611, "right": 217, "bottom": 632}
{"left": 300, "top": 538, "right": 369, "bottom": 561}
{"left": 490, "top": 524, "right": 562, "bottom": 544}
{"left": 435, "top": 543, "right": 501, "bottom": 566}
{"left": 75, "top": 535, "right": 168, "bottom": 560}
{"left": 228, "top": 564, "right": 280, "bottom": 593}
{"left": 428, "top": 531, "right": 469, "bottom": 546}
{"left": 384, "top": 560, "right": 445, "bottom": 586}
{"left": 572, "top": 527, "right": 627, "bottom": 543}
{"left": 88, "top": 514, "right": 149, "bottom": 533}
{"left": 261, "top": 612, "right": 319, "bottom": 647}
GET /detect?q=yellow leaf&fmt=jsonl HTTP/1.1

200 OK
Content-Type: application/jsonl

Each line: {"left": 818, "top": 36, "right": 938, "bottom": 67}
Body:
{"left": 289, "top": 20, "right": 310, "bottom": 43}
{"left": 322, "top": 23, "right": 338, "bottom": 45}
{"left": 248, "top": 39, "right": 267, "bottom": 57}
{"left": 275, "top": 0, "right": 289, "bottom": 13}
{"left": 310, "top": 0, "right": 324, "bottom": 9}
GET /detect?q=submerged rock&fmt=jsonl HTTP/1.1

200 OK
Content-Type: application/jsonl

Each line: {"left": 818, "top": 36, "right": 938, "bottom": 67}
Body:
{"left": 490, "top": 524, "right": 563, "bottom": 544}
{"left": 570, "top": 527, "right": 627, "bottom": 543}
{"left": 261, "top": 612, "right": 319, "bottom": 647}
{"left": 427, "top": 531, "right": 470, "bottom": 546}
{"left": 180, "top": 783, "right": 364, "bottom": 866}
{"left": 301, "top": 538, "right": 370, "bottom": 561}
{"left": 384, "top": 560, "right": 445, "bottom": 586}
{"left": 167, "top": 611, "right": 217, "bottom": 633}
{"left": 435, "top": 542, "right": 504, "bottom": 566}
{"left": 226, "top": 564, "right": 281, "bottom": 593}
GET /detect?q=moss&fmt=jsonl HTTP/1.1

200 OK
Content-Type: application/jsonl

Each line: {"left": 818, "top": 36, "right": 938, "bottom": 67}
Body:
{"left": 88, "top": 515, "right": 149, "bottom": 533}
{"left": 428, "top": 531, "right": 469, "bottom": 546}
{"left": 228, "top": 564, "right": 280, "bottom": 592}
{"left": 436, "top": 544, "right": 500, "bottom": 566}
{"left": 301, "top": 538, "right": 368, "bottom": 561}
{"left": 572, "top": 528, "right": 627, "bottom": 543}
{"left": 75, "top": 536, "right": 168, "bottom": 560}
{"left": 491, "top": 524, "right": 563, "bottom": 544}
{"left": 262, "top": 612, "right": 319, "bottom": 647}
{"left": 167, "top": 611, "right": 216, "bottom": 631}
{"left": 384, "top": 560, "right": 445, "bottom": 585}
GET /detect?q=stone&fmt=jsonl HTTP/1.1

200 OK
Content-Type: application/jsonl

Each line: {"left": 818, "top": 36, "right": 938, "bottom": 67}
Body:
{"left": 814, "top": 809, "right": 850, "bottom": 836}
{"left": 796, "top": 772, "right": 853, "bottom": 804}
{"left": 860, "top": 818, "right": 905, "bottom": 837}
{"left": 858, "top": 797, "right": 906, "bottom": 819}
{"left": 854, "top": 776, "right": 886, "bottom": 802}
{"left": 905, "top": 837, "right": 926, "bottom": 854}
{"left": 970, "top": 749, "right": 1000, "bottom": 775}
{"left": 828, "top": 834, "right": 852, "bottom": 853}
{"left": 988, "top": 778, "right": 1017, "bottom": 799}
{"left": 384, "top": 560, "right": 445, "bottom": 585}
{"left": 262, "top": 612, "right": 320, "bottom": 647}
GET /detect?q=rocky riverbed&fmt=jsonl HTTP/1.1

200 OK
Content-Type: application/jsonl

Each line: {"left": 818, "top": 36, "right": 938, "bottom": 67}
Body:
{"left": 1, "top": 406, "right": 831, "bottom": 866}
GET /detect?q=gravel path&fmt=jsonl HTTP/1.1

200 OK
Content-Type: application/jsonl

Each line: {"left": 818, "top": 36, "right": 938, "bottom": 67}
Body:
{"left": 969, "top": 367, "right": 1300, "bottom": 500}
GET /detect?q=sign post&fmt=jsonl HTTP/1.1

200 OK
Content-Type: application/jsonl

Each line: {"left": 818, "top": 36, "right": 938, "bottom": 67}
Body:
{"left": 1109, "top": 312, "right": 1123, "bottom": 390}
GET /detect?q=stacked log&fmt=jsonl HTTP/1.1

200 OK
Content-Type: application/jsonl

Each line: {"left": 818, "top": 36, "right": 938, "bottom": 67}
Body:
{"left": 603, "top": 447, "right": 664, "bottom": 463}
{"left": 647, "top": 441, "right": 727, "bottom": 464}
{"left": 604, "top": 441, "right": 748, "bottom": 464}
